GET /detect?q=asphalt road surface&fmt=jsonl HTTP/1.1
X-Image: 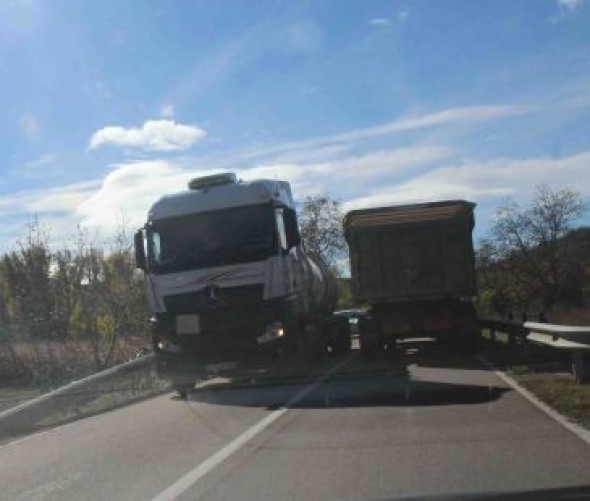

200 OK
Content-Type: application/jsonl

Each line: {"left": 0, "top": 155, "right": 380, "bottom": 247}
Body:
{"left": 1, "top": 340, "right": 590, "bottom": 500}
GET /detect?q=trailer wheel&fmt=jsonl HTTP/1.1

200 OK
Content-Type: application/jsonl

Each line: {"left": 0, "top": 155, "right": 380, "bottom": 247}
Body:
{"left": 447, "top": 303, "right": 479, "bottom": 355}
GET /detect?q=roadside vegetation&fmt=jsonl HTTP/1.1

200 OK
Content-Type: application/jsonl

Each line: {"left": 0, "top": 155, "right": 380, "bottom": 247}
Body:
{"left": 0, "top": 222, "right": 149, "bottom": 397}
{"left": 476, "top": 185, "right": 589, "bottom": 324}
{"left": 476, "top": 186, "right": 590, "bottom": 427}
{"left": 513, "top": 372, "right": 590, "bottom": 429}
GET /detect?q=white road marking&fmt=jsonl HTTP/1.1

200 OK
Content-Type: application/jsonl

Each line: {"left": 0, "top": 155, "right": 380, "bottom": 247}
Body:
{"left": 477, "top": 355, "right": 590, "bottom": 447}
{"left": 151, "top": 356, "right": 353, "bottom": 501}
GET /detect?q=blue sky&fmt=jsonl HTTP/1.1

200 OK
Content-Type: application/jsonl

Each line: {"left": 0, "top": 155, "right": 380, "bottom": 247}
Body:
{"left": 1, "top": 0, "right": 590, "bottom": 249}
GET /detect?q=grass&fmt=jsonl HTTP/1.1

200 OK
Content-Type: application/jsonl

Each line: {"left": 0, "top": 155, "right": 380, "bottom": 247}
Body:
{"left": 36, "top": 376, "right": 171, "bottom": 429}
{"left": 512, "top": 371, "right": 590, "bottom": 429}
{"left": 0, "top": 387, "right": 42, "bottom": 412}
{"left": 481, "top": 328, "right": 590, "bottom": 430}
{"left": 506, "top": 365, "right": 533, "bottom": 376}
{"left": 0, "top": 365, "right": 171, "bottom": 444}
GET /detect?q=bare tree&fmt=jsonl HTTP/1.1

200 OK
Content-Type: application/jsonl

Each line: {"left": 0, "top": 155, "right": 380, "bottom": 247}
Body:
{"left": 488, "top": 185, "right": 587, "bottom": 311}
{"left": 298, "top": 195, "right": 347, "bottom": 266}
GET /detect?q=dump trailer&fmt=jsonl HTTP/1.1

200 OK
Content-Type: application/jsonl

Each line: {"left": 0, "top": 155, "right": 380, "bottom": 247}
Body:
{"left": 344, "top": 200, "right": 478, "bottom": 356}
{"left": 134, "top": 173, "right": 350, "bottom": 396}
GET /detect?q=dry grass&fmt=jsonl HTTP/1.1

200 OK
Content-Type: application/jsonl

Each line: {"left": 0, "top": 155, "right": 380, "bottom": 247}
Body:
{"left": 0, "top": 336, "right": 150, "bottom": 385}
{"left": 512, "top": 371, "right": 590, "bottom": 429}
{"left": 481, "top": 326, "right": 590, "bottom": 430}
{"left": 0, "top": 387, "right": 41, "bottom": 413}
{"left": 35, "top": 374, "right": 170, "bottom": 430}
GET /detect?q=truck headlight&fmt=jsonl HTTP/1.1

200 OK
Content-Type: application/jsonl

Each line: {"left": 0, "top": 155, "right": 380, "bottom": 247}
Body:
{"left": 257, "top": 321, "right": 285, "bottom": 345}
{"left": 155, "top": 337, "right": 181, "bottom": 354}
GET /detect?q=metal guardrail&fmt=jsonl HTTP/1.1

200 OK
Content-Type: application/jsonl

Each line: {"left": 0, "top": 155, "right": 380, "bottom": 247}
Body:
{"left": 479, "top": 318, "right": 590, "bottom": 384}
{"left": 479, "top": 318, "right": 528, "bottom": 344}
{"left": 0, "top": 354, "right": 155, "bottom": 439}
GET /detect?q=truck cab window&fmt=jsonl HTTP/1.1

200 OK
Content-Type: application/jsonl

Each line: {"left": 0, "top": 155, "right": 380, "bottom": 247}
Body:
{"left": 275, "top": 208, "right": 288, "bottom": 252}
{"left": 146, "top": 204, "right": 276, "bottom": 273}
{"left": 150, "top": 231, "right": 162, "bottom": 263}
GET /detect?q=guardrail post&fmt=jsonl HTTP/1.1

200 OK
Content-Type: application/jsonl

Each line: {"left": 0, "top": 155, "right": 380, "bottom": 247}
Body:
{"left": 522, "top": 332, "right": 531, "bottom": 360}
{"left": 572, "top": 352, "right": 588, "bottom": 385}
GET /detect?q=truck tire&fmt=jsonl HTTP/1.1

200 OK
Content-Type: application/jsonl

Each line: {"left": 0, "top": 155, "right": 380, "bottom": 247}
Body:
{"left": 282, "top": 318, "right": 305, "bottom": 357}
{"left": 458, "top": 303, "right": 480, "bottom": 354}
{"left": 304, "top": 321, "right": 327, "bottom": 360}
{"left": 280, "top": 318, "right": 325, "bottom": 363}
{"left": 443, "top": 328, "right": 478, "bottom": 355}
{"left": 443, "top": 303, "right": 478, "bottom": 355}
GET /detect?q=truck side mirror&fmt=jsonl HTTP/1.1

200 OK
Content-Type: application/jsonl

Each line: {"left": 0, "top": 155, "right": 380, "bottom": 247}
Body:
{"left": 284, "top": 209, "right": 301, "bottom": 249}
{"left": 134, "top": 229, "right": 147, "bottom": 270}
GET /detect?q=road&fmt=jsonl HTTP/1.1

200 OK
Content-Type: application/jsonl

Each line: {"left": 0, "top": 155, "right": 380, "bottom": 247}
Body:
{"left": 1, "top": 340, "right": 590, "bottom": 500}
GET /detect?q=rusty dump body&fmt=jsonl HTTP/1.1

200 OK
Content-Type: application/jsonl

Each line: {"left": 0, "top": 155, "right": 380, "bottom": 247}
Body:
{"left": 344, "top": 200, "right": 477, "bottom": 347}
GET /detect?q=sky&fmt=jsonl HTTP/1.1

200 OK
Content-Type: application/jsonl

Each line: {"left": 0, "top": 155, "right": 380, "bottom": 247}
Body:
{"left": 1, "top": 0, "right": 590, "bottom": 250}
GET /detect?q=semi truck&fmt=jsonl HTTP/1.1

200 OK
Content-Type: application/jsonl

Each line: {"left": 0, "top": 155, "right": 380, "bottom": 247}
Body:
{"left": 134, "top": 173, "right": 350, "bottom": 397}
{"left": 344, "top": 200, "right": 478, "bottom": 357}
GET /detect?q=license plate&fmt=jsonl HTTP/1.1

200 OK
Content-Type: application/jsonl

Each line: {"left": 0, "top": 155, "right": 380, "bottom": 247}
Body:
{"left": 176, "top": 314, "right": 200, "bottom": 334}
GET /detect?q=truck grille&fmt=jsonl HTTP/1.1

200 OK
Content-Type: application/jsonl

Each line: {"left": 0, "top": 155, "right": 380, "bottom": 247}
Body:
{"left": 163, "top": 284, "right": 264, "bottom": 315}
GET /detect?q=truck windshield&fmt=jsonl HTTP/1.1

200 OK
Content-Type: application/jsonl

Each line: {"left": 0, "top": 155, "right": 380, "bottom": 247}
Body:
{"left": 147, "top": 204, "right": 276, "bottom": 273}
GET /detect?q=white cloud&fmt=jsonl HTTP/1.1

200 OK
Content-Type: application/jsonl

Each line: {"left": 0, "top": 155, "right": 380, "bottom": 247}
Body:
{"left": 25, "top": 154, "right": 55, "bottom": 169}
{"left": 557, "top": 0, "right": 585, "bottom": 11}
{"left": 28, "top": 192, "right": 91, "bottom": 214}
{"left": 89, "top": 119, "right": 207, "bottom": 152}
{"left": 325, "top": 147, "right": 453, "bottom": 179}
{"left": 336, "top": 104, "right": 530, "bottom": 142}
{"left": 8, "top": 154, "right": 60, "bottom": 181}
{"left": 235, "top": 104, "right": 530, "bottom": 163}
{"left": 369, "top": 18, "right": 391, "bottom": 27}
{"left": 76, "top": 161, "right": 219, "bottom": 232}
{"left": 66, "top": 146, "right": 451, "bottom": 236}
{"left": 3, "top": 144, "right": 590, "bottom": 252}
{"left": 160, "top": 104, "right": 175, "bottom": 118}
{"left": 271, "top": 144, "right": 351, "bottom": 164}
{"left": 240, "top": 146, "right": 454, "bottom": 199}
{"left": 344, "top": 151, "right": 590, "bottom": 211}
{"left": 0, "top": 180, "right": 100, "bottom": 217}
{"left": 19, "top": 113, "right": 39, "bottom": 140}
{"left": 369, "top": 11, "right": 409, "bottom": 27}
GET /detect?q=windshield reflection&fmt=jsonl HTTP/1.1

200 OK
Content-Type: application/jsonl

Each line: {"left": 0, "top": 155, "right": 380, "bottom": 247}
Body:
{"left": 148, "top": 204, "right": 277, "bottom": 273}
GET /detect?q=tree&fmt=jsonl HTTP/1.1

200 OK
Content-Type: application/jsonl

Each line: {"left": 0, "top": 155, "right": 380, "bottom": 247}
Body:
{"left": 0, "top": 220, "right": 53, "bottom": 341}
{"left": 486, "top": 185, "right": 587, "bottom": 312}
{"left": 298, "top": 195, "right": 347, "bottom": 267}
{"left": 0, "top": 220, "right": 151, "bottom": 385}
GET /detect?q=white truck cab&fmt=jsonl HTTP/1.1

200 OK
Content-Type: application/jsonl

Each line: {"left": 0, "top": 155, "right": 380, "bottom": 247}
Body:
{"left": 134, "top": 173, "right": 347, "bottom": 394}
